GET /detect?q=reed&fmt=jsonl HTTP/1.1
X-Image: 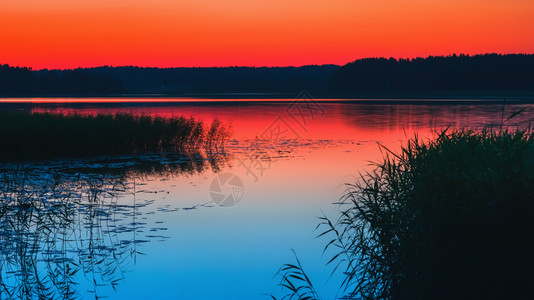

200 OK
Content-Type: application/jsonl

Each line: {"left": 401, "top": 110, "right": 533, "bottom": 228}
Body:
{"left": 0, "top": 112, "right": 230, "bottom": 160}
{"left": 276, "top": 128, "right": 534, "bottom": 300}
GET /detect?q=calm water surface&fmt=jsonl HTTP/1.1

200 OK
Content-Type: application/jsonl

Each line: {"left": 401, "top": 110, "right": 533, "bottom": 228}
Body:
{"left": 1, "top": 98, "right": 532, "bottom": 299}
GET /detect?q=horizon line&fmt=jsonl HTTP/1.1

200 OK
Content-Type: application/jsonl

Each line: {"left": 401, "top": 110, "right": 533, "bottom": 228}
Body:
{"left": 3, "top": 52, "right": 532, "bottom": 71}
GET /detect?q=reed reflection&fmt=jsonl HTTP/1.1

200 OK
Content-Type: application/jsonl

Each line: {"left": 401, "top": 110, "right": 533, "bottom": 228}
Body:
{"left": 0, "top": 152, "right": 228, "bottom": 300}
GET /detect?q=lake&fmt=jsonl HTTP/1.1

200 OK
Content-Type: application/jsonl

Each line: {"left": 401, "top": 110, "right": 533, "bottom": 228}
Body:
{"left": 0, "top": 98, "right": 532, "bottom": 299}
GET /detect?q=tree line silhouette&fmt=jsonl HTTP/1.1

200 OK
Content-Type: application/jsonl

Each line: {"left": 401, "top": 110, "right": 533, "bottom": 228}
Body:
{"left": 85, "top": 65, "right": 340, "bottom": 94}
{"left": 0, "top": 65, "right": 338, "bottom": 96}
{"left": 329, "top": 53, "right": 534, "bottom": 94}
{"left": 1, "top": 53, "right": 533, "bottom": 97}
{"left": 0, "top": 65, "right": 124, "bottom": 96}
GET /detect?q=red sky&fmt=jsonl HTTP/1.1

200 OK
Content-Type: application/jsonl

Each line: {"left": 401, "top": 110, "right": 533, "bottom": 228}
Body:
{"left": 1, "top": 0, "right": 533, "bottom": 69}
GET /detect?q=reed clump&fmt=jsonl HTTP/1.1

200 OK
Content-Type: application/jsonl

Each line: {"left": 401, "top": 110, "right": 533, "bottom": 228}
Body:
{"left": 277, "top": 129, "right": 534, "bottom": 300}
{"left": 0, "top": 112, "right": 230, "bottom": 159}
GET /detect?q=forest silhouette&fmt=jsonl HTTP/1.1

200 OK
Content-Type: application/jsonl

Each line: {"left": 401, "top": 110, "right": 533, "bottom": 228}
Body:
{"left": 330, "top": 53, "right": 534, "bottom": 94}
{"left": 1, "top": 53, "right": 533, "bottom": 97}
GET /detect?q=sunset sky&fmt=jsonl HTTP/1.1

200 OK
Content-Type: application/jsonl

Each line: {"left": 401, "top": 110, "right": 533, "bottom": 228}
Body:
{"left": 1, "top": 0, "right": 533, "bottom": 69}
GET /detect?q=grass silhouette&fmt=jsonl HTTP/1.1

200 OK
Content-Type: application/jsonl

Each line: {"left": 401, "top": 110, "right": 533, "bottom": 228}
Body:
{"left": 276, "top": 128, "right": 534, "bottom": 300}
{"left": 0, "top": 112, "right": 230, "bottom": 160}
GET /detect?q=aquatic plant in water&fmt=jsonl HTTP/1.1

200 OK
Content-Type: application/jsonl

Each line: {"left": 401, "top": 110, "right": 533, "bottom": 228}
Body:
{"left": 0, "top": 112, "right": 231, "bottom": 160}
{"left": 275, "top": 128, "right": 534, "bottom": 300}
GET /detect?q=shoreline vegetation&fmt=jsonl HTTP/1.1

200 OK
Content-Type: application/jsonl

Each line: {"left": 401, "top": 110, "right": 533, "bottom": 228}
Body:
{"left": 275, "top": 128, "right": 534, "bottom": 300}
{"left": 0, "top": 112, "right": 230, "bottom": 160}
{"left": 0, "top": 113, "right": 230, "bottom": 298}
{"left": 1, "top": 53, "right": 533, "bottom": 98}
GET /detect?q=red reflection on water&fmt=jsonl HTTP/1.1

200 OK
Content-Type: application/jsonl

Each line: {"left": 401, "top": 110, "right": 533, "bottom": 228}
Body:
{"left": 0, "top": 98, "right": 350, "bottom": 104}
{"left": 24, "top": 101, "right": 527, "bottom": 141}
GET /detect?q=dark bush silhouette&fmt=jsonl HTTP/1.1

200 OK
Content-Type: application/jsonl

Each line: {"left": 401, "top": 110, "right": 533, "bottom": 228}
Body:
{"left": 276, "top": 129, "right": 534, "bottom": 300}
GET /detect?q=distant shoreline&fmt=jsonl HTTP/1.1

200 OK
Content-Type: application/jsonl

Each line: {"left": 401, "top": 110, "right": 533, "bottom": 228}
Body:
{"left": 1, "top": 90, "right": 534, "bottom": 104}
{"left": 1, "top": 95, "right": 534, "bottom": 106}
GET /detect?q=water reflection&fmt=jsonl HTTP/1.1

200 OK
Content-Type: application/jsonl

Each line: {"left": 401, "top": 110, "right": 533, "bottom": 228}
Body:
{"left": 0, "top": 153, "right": 227, "bottom": 299}
{"left": 338, "top": 104, "right": 534, "bottom": 130}
{"left": 19, "top": 101, "right": 533, "bottom": 139}
{"left": 2, "top": 100, "right": 534, "bottom": 299}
